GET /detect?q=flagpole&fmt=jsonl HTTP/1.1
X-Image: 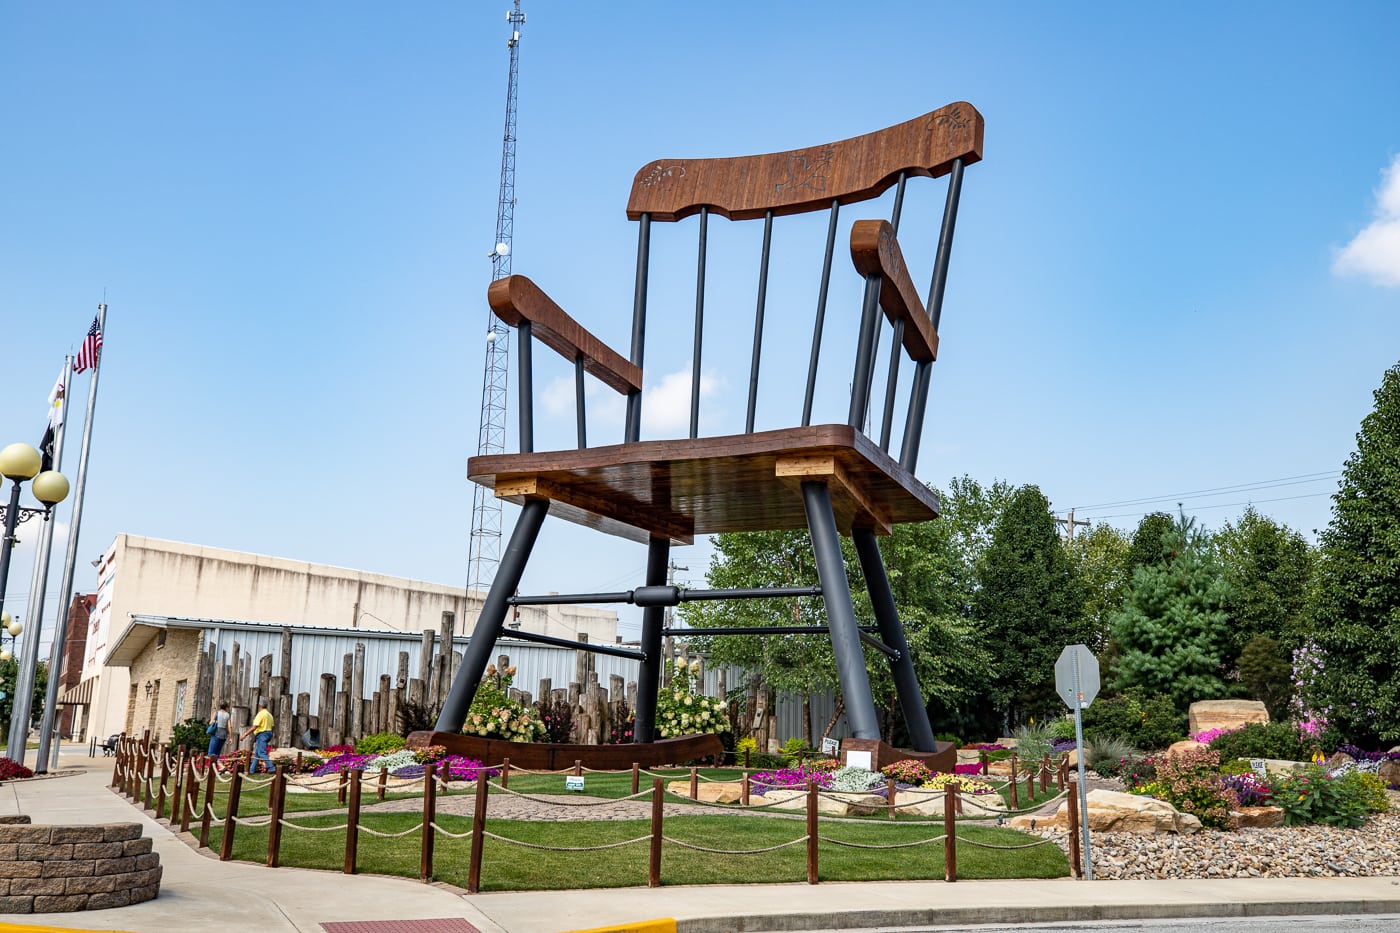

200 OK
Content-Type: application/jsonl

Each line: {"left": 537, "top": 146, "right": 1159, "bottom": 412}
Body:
{"left": 7, "top": 357, "right": 73, "bottom": 763}
{"left": 37, "top": 305, "right": 105, "bottom": 773}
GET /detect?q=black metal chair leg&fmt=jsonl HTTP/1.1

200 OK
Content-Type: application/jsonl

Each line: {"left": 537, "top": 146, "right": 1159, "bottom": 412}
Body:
{"left": 801, "top": 480, "right": 881, "bottom": 741}
{"left": 633, "top": 535, "right": 671, "bottom": 743}
{"left": 435, "top": 498, "right": 550, "bottom": 732}
{"left": 853, "top": 528, "right": 937, "bottom": 751}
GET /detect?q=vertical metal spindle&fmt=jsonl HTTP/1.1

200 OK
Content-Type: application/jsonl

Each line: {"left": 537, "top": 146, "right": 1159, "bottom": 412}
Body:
{"left": 802, "top": 201, "right": 840, "bottom": 427}
{"left": 900, "top": 159, "right": 965, "bottom": 473}
{"left": 745, "top": 210, "right": 773, "bottom": 434}
{"left": 690, "top": 207, "right": 708, "bottom": 439}
{"left": 890, "top": 171, "right": 908, "bottom": 233}
{"left": 878, "top": 319, "right": 904, "bottom": 451}
{"left": 847, "top": 275, "right": 882, "bottom": 429}
{"left": 574, "top": 355, "right": 587, "bottom": 448}
{"left": 517, "top": 320, "right": 533, "bottom": 453}
{"left": 626, "top": 214, "right": 652, "bottom": 443}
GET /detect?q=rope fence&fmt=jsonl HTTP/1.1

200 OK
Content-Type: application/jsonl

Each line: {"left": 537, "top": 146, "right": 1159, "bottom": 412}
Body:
{"left": 108, "top": 733, "right": 1087, "bottom": 888}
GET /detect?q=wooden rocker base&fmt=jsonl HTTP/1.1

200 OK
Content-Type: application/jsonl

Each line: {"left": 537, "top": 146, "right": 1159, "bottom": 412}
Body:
{"left": 406, "top": 731, "right": 726, "bottom": 771}
{"left": 840, "top": 738, "right": 956, "bottom": 775}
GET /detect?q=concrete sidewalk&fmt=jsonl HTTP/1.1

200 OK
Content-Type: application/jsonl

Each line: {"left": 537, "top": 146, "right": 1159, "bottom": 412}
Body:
{"left": 2, "top": 754, "right": 1399, "bottom": 933}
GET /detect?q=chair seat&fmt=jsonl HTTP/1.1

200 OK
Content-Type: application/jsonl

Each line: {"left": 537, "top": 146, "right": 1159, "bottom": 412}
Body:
{"left": 469, "top": 424, "right": 939, "bottom": 544}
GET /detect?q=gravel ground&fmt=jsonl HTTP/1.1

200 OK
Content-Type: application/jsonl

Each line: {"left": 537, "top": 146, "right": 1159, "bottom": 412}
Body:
{"left": 1034, "top": 789, "right": 1400, "bottom": 880}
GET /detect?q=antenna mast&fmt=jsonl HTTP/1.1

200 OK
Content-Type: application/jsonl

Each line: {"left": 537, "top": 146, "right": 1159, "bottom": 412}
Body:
{"left": 467, "top": 1, "right": 525, "bottom": 600}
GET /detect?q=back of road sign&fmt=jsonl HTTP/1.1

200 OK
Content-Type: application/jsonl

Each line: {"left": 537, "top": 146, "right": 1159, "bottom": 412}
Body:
{"left": 1055, "top": 644, "right": 1100, "bottom": 710}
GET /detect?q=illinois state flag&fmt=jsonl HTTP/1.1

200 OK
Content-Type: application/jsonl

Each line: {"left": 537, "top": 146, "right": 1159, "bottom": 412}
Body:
{"left": 40, "top": 369, "right": 65, "bottom": 472}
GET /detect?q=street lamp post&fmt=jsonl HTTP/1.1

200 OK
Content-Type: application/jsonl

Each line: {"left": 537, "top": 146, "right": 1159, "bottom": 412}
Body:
{"left": 0, "top": 443, "right": 69, "bottom": 758}
{"left": 0, "top": 612, "right": 21, "bottom": 662}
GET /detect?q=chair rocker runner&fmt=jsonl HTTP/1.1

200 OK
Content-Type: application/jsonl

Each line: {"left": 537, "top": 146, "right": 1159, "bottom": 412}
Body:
{"left": 414, "top": 102, "right": 985, "bottom": 772}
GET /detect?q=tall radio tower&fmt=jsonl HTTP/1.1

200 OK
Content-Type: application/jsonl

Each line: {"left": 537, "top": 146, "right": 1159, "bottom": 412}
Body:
{"left": 466, "top": 1, "right": 525, "bottom": 600}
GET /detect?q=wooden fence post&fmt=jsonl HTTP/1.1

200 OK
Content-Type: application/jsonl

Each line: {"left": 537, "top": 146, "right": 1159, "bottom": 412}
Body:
{"left": 377, "top": 766, "right": 389, "bottom": 802}
{"left": 886, "top": 778, "right": 897, "bottom": 820}
{"left": 110, "top": 739, "right": 123, "bottom": 788}
{"left": 574, "top": 759, "right": 582, "bottom": 777}
{"left": 338, "top": 766, "right": 349, "bottom": 805}
{"left": 740, "top": 772, "right": 750, "bottom": 807}
{"left": 420, "top": 763, "right": 436, "bottom": 882}
{"left": 1040, "top": 756, "right": 1049, "bottom": 794}
{"left": 268, "top": 765, "right": 287, "bottom": 868}
{"left": 467, "top": 772, "right": 489, "bottom": 893}
{"left": 155, "top": 753, "right": 170, "bottom": 821}
{"left": 199, "top": 765, "right": 217, "bottom": 849}
{"left": 689, "top": 767, "right": 698, "bottom": 800}
{"left": 648, "top": 778, "right": 662, "bottom": 888}
{"left": 806, "top": 780, "right": 819, "bottom": 884}
{"left": 1066, "top": 779, "right": 1082, "bottom": 879}
{"left": 502, "top": 758, "right": 511, "bottom": 790}
{"left": 220, "top": 765, "right": 243, "bottom": 861}
{"left": 943, "top": 781, "right": 958, "bottom": 882}
{"left": 1026, "top": 765, "right": 1035, "bottom": 804}
{"left": 631, "top": 762, "right": 639, "bottom": 796}
{"left": 980, "top": 749, "right": 988, "bottom": 775}
{"left": 1009, "top": 755, "right": 1019, "bottom": 809}
{"left": 143, "top": 752, "right": 156, "bottom": 811}
{"left": 344, "top": 768, "right": 362, "bottom": 874}
{"left": 169, "top": 752, "right": 184, "bottom": 821}
{"left": 180, "top": 758, "right": 198, "bottom": 833}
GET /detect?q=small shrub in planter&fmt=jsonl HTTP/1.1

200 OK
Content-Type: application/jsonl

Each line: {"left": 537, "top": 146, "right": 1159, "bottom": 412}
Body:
{"left": 881, "top": 759, "right": 933, "bottom": 785}
{"left": 355, "top": 732, "right": 407, "bottom": 755}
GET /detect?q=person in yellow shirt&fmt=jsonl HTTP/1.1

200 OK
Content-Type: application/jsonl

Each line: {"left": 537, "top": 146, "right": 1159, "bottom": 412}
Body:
{"left": 240, "top": 700, "right": 275, "bottom": 774}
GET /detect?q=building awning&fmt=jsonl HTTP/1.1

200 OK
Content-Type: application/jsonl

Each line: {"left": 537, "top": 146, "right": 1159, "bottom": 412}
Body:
{"left": 60, "top": 676, "right": 97, "bottom": 706}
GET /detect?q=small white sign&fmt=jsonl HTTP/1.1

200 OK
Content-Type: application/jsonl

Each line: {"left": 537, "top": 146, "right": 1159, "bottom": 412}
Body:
{"left": 1249, "top": 759, "right": 1268, "bottom": 777}
{"left": 564, "top": 775, "right": 585, "bottom": 792}
{"left": 820, "top": 737, "right": 839, "bottom": 756}
{"left": 845, "top": 749, "right": 873, "bottom": 771}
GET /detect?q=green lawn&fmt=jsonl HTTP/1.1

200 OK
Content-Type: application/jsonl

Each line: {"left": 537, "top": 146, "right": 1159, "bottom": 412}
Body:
{"left": 208, "top": 810, "right": 1068, "bottom": 890}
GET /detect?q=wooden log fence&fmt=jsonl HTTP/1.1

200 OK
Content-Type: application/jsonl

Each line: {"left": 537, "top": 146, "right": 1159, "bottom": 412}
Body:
{"left": 107, "top": 735, "right": 1076, "bottom": 888}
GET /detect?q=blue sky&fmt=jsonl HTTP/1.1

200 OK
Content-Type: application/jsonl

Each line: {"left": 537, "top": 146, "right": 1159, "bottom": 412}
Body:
{"left": 3, "top": 2, "right": 1398, "bottom": 647}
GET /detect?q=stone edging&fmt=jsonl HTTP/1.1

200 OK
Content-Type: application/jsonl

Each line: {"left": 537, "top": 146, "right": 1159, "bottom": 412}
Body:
{"left": 0, "top": 818, "right": 161, "bottom": 913}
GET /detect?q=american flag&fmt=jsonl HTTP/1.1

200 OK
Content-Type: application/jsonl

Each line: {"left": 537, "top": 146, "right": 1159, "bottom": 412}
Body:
{"left": 73, "top": 315, "right": 103, "bottom": 373}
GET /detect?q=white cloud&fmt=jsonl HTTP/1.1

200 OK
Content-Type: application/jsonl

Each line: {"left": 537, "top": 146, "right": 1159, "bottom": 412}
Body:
{"left": 1333, "top": 154, "right": 1400, "bottom": 288}
{"left": 539, "top": 364, "right": 725, "bottom": 438}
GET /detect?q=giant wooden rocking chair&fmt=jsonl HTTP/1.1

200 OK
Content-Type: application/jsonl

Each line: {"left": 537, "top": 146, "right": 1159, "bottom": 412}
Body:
{"left": 415, "top": 102, "right": 984, "bottom": 772}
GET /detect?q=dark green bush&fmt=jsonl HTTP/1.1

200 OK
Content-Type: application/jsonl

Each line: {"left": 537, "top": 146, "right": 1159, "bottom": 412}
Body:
{"left": 1046, "top": 717, "right": 1076, "bottom": 741}
{"left": 1081, "top": 693, "right": 1185, "bottom": 750}
{"left": 1207, "top": 722, "right": 1309, "bottom": 762}
{"left": 355, "top": 732, "right": 407, "bottom": 755}
{"left": 168, "top": 717, "right": 209, "bottom": 755}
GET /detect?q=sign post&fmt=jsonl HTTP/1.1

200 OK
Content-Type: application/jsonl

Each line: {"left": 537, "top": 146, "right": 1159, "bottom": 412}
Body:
{"left": 1055, "top": 644, "right": 1100, "bottom": 881}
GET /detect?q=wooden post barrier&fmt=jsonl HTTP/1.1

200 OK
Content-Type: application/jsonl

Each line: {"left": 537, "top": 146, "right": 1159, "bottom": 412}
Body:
{"left": 648, "top": 779, "right": 663, "bottom": 887}
{"left": 943, "top": 781, "right": 958, "bottom": 882}
{"left": 467, "top": 772, "right": 489, "bottom": 893}
{"left": 143, "top": 751, "right": 156, "bottom": 811}
{"left": 741, "top": 772, "right": 750, "bottom": 807}
{"left": 887, "top": 778, "right": 897, "bottom": 820}
{"left": 267, "top": 765, "right": 287, "bottom": 868}
{"left": 199, "top": 765, "right": 217, "bottom": 849}
{"left": 169, "top": 752, "right": 184, "bottom": 821}
{"left": 377, "top": 766, "right": 389, "bottom": 802}
{"left": 502, "top": 758, "right": 511, "bottom": 790}
{"left": 806, "top": 780, "right": 819, "bottom": 884}
{"left": 180, "top": 758, "right": 198, "bottom": 833}
{"left": 344, "top": 768, "right": 362, "bottom": 874}
{"left": 338, "top": 767, "right": 349, "bottom": 805}
{"left": 1040, "top": 756, "right": 1049, "bottom": 794}
{"left": 155, "top": 754, "right": 170, "bottom": 821}
{"left": 1026, "top": 765, "right": 1035, "bottom": 804}
{"left": 630, "top": 762, "right": 639, "bottom": 796}
{"left": 574, "top": 759, "right": 582, "bottom": 777}
{"left": 1009, "top": 755, "right": 1019, "bottom": 809}
{"left": 220, "top": 765, "right": 244, "bottom": 861}
{"left": 1066, "top": 779, "right": 1082, "bottom": 879}
{"left": 1057, "top": 759, "right": 1066, "bottom": 791}
{"left": 111, "top": 739, "right": 123, "bottom": 788}
{"left": 980, "top": 749, "right": 989, "bottom": 775}
{"left": 689, "top": 767, "right": 698, "bottom": 800}
{"left": 125, "top": 743, "right": 138, "bottom": 799}
{"left": 419, "top": 763, "right": 436, "bottom": 882}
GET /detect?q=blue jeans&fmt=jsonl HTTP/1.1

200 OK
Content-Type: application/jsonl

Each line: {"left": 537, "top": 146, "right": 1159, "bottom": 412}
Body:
{"left": 252, "top": 731, "right": 273, "bottom": 773}
{"left": 207, "top": 732, "right": 227, "bottom": 757}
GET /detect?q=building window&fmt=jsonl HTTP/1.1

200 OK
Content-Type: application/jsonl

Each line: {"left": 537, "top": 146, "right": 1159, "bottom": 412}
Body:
{"left": 173, "top": 680, "right": 187, "bottom": 726}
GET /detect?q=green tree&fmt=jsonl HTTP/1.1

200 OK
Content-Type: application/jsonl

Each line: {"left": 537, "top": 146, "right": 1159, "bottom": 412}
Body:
{"left": 0, "top": 658, "right": 48, "bottom": 752}
{"left": 1214, "top": 506, "right": 1316, "bottom": 664}
{"left": 1303, "top": 362, "right": 1400, "bottom": 744}
{"left": 1067, "top": 522, "right": 1131, "bottom": 654}
{"left": 972, "top": 485, "right": 1088, "bottom": 726}
{"left": 1237, "top": 634, "right": 1293, "bottom": 720}
{"left": 1127, "top": 512, "right": 1178, "bottom": 572}
{"left": 1111, "top": 513, "right": 1232, "bottom": 713}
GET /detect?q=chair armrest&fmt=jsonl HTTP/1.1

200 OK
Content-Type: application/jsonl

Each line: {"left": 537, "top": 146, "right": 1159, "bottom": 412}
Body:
{"left": 487, "top": 275, "right": 643, "bottom": 395}
{"left": 849, "top": 220, "right": 938, "bottom": 362}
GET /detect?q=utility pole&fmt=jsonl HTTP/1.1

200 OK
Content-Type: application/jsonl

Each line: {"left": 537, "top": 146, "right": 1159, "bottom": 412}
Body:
{"left": 466, "top": 2, "right": 527, "bottom": 611}
{"left": 660, "top": 560, "right": 687, "bottom": 687}
{"left": 1056, "top": 508, "right": 1091, "bottom": 542}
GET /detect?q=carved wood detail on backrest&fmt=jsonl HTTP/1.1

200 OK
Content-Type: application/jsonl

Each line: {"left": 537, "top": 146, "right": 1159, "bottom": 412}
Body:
{"left": 626, "top": 102, "right": 983, "bottom": 222}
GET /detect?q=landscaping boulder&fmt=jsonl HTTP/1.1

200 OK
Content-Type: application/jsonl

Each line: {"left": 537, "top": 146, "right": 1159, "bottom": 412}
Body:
{"left": 1009, "top": 789, "right": 1200, "bottom": 834}
{"left": 1378, "top": 759, "right": 1400, "bottom": 788}
{"left": 1234, "top": 806, "right": 1285, "bottom": 828}
{"left": 1166, "top": 740, "right": 1207, "bottom": 758}
{"left": 1325, "top": 752, "right": 1355, "bottom": 771}
{"left": 665, "top": 780, "right": 744, "bottom": 804}
{"left": 1188, "top": 699, "right": 1269, "bottom": 736}
{"left": 890, "top": 789, "right": 1008, "bottom": 817}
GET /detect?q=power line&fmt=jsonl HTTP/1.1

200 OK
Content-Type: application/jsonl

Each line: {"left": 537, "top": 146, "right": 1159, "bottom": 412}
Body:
{"left": 1092, "top": 490, "right": 1333, "bottom": 521}
{"left": 1068, "top": 471, "right": 1341, "bottom": 513}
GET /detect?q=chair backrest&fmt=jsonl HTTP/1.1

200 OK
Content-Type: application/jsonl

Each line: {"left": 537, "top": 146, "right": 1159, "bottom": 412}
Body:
{"left": 502, "top": 101, "right": 983, "bottom": 476}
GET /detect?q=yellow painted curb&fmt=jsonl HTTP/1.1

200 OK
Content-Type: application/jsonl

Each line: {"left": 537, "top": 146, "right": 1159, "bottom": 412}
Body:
{"left": 0, "top": 924, "right": 140, "bottom": 933}
{"left": 558, "top": 919, "right": 676, "bottom": 933}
